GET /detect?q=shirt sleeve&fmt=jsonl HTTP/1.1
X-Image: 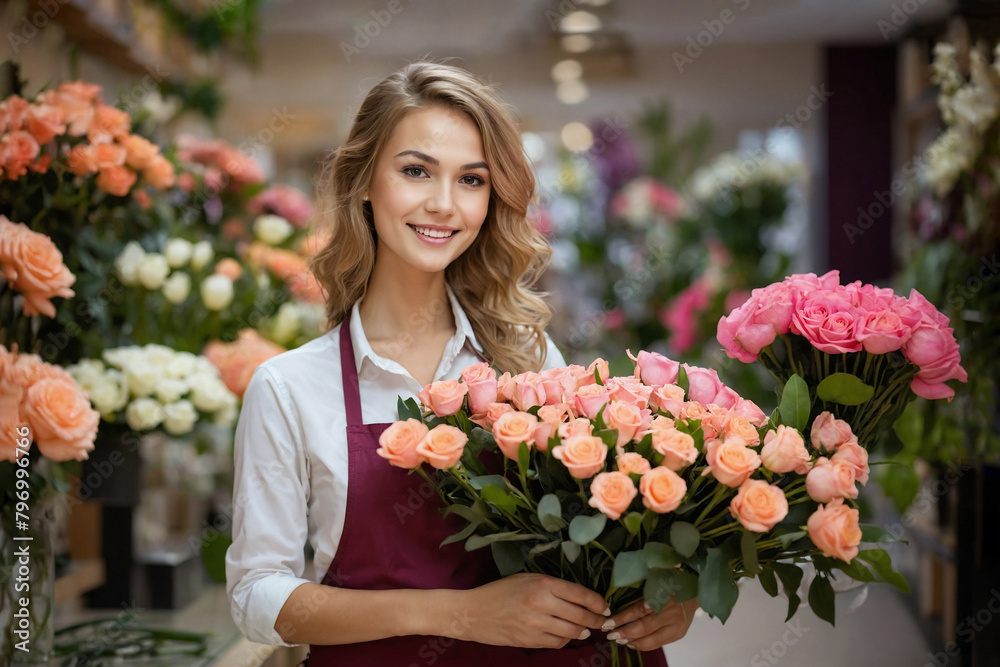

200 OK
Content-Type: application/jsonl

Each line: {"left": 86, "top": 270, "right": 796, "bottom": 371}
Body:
{"left": 226, "top": 365, "right": 312, "bottom": 647}
{"left": 541, "top": 331, "right": 567, "bottom": 370}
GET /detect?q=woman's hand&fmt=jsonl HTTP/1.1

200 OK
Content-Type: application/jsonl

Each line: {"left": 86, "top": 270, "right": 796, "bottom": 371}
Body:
{"left": 602, "top": 597, "right": 699, "bottom": 652}
{"left": 453, "top": 573, "right": 610, "bottom": 649}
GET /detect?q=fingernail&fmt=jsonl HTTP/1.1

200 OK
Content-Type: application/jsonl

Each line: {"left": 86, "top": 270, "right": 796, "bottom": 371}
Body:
{"left": 578, "top": 629, "right": 591, "bottom": 640}
{"left": 601, "top": 619, "right": 616, "bottom": 631}
{"left": 602, "top": 606, "right": 612, "bottom": 616}
{"left": 642, "top": 601, "right": 653, "bottom": 612}
{"left": 615, "top": 638, "right": 629, "bottom": 645}
{"left": 607, "top": 631, "right": 621, "bottom": 641}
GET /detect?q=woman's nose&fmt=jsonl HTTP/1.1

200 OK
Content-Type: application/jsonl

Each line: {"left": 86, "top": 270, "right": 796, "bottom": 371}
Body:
{"left": 425, "top": 181, "right": 455, "bottom": 216}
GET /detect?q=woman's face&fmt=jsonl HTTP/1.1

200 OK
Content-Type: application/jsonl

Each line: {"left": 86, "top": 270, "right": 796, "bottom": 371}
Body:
{"left": 367, "top": 105, "right": 492, "bottom": 278}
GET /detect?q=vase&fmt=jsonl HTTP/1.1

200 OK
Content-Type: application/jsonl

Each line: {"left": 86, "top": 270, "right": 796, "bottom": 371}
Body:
{"left": 1, "top": 492, "right": 57, "bottom": 663}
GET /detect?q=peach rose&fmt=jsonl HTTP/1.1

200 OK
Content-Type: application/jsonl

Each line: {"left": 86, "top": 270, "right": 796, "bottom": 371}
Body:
{"left": 144, "top": 154, "right": 176, "bottom": 189}
{"left": 1, "top": 131, "right": 40, "bottom": 179}
{"left": 558, "top": 417, "right": 593, "bottom": 440}
{"left": 732, "top": 397, "right": 768, "bottom": 427}
{"left": 616, "top": 452, "right": 652, "bottom": 476}
{"left": 759, "top": 425, "right": 811, "bottom": 474}
{"left": 725, "top": 415, "right": 760, "bottom": 447}
{"left": 88, "top": 104, "right": 131, "bottom": 142}
{"left": 492, "top": 410, "right": 538, "bottom": 459}
{"left": 650, "top": 383, "right": 686, "bottom": 417}
{"left": 496, "top": 372, "right": 515, "bottom": 402}
{"left": 214, "top": 257, "right": 243, "bottom": 281}
{"left": 700, "top": 404, "right": 731, "bottom": 440}
{"left": 589, "top": 471, "right": 638, "bottom": 520}
{"left": 0, "top": 218, "right": 76, "bottom": 318}
{"left": 810, "top": 411, "right": 854, "bottom": 452}
{"left": 645, "top": 415, "right": 675, "bottom": 432}
{"left": 639, "top": 466, "right": 688, "bottom": 513}
{"left": 604, "top": 400, "right": 644, "bottom": 448}
{"left": 377, "top": 419, "right": 429, "bottom": 469}
{"left": 511, "top": 371, "right": 546, "bottom": 411}
{"left": 572, "top": 383, "right": 610, "bottom": 420}
{"left": 97, "top": 165, "right": 137, "bottom": 197}
{"left": 482, "top": 402, "right": 514, "bottom": 429}
{"left": 20, "top": 376, "right": 99, "bottom": 461}
{"left": 26, "top": 103, "right": 66, "bottom": 145}
{"left": 67, "top": 144, "right": 98, "bottom": 175}
{"left": 729, "top": 479, "right": 789, "bottom": 532}
{"left": 416, "top": 424, "right": 468, "bottom": 469}
{"left": 535, "top": 403, "right": 571, "bottom": 451}
{"left": 539, "top": 367, "right": 576, "bottom": 406}
{"left": 605, "top": 376, "right": 652, "bottom": 410}
{"left": 651, "top": 428, "right": 698, "bottom": 471}
{"left": 702, "top": 436, "right": 761, "bottom": 488}
{"left": 0, "top": 95, "right": 31, "bottom": 131}
{"left": 807, "top": 497, "right": 862, "bottom": 562}
{"left": 93, "top": 142, "right": 126, "bottom": 169}
{"left": 566, "top": 363, "right": 596, "bottom": 390}
{"left": 123, "top": 134, "right": 159, "bottom": 170}
{"left": 806, "top": 456, "right": 859, "bottom": 503}
{"left": 681, "top": 401, "right": 710, "bottom": 422}
{"left": 417, "top": 379, "right": 468, "bottom": 417}
{"left": 552, "top": 435, "right": 608, "bottom": 479}
{"left": 461, "top": 362, "right": 498, "bottom": 416}
{"left": 831, "top": 440, "right": 870, "bottom": 485}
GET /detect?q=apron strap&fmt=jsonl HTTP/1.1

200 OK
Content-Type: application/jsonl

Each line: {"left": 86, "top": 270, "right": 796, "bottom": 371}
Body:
{"left": 339, "top": 310, "right": 364, "bottom": 427}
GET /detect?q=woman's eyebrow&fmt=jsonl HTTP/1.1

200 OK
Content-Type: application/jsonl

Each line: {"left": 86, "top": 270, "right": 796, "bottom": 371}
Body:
{"left": 394, "top": 149, "right": 489, "bottom": 171}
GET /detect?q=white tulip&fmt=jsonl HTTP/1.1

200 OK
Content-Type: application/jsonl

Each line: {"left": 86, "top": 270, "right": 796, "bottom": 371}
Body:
{"left": 190, "top": 240, "right": 215, "bottom": 272}
{"left": 126, "top": 397, "right": 165, "bottom": 431}
{"left": 163, "top": 400, "right": 198, "bottom": 435}
{"left": 115, "top": 241, "right": 146, "bottom": 285}
{"left": 201, "top": 274, "right": 234, "bottom": 311}
{"left": 270, "top": 301, "right": 301, "bottom": 344}
{"left": 162, "top": 272, "right": 191, "bottom": 304}
{"left": 253, "top": 214, "right": 294, "bottom": 246}
{"left": 164, "top": 238, "right": 194, "bottom": 268}
{"left": 137, "top": 253, "right": 170, "bottom": 290}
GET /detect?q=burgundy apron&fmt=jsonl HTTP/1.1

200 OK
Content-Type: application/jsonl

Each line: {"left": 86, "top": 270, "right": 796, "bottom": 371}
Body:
{"left": 305, "top": 312, "right": 668, "bottom": 666}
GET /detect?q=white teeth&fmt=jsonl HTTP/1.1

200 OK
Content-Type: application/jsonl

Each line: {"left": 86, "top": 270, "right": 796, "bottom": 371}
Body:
{"left": 412, "top": 226, "right": 454, "bottom": 239}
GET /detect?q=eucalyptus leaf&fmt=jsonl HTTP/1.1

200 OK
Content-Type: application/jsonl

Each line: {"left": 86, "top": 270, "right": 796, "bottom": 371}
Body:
{"left": 670, "top": 522, "right": 700, "bottom": 558}
{"left": 480, "top": 485, "right": 517, "bottom": 514}
{"left": 469, "top": 475, "right": 508, "bottom": 490}
{"left": 643, "top": 542, "right": 681, "bottom": 569}
{"left": 569, "top": 514, "right": 607, "bottom": 545}
{"left": 612, "top": 551, "right": 648, "bottom": 588}
{"left": 562, "top": 540, "right": 581, "bottom": 563}
{"left": 538, "top": 494, "right": 567, "bottom": 532}
{"left": 698, "top": 548, "right": 739, "bottom": 622}
{"left": 492, "top": 541, "right": 526, "bottom": 577}
{"left": 624, "top": 512, "right": 643, "bottom": 536}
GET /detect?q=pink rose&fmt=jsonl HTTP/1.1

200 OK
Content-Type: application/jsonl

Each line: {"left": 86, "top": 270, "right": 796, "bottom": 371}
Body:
{"left": 572, "top": 383, "right": 610, "bottom": 420}
{"left": 807, "top": 497, "right": 862, "bottom": 562}
{"left": 461, "top": 362, "right": 498, "bottom": 416}
{"left": 535, "top": 403, "right": 571, "bottom": 451}
{"left": 732, "top": 397, "right": 768, "bottom": 428}
{"left": 565, "top": 364, "right": 595, "bottom": 390}
{"left": 729, "top": 479, "right": 789, "bottom": 532}
{"left": 587, "top": 358, "right": 610, "bottom": 384}
{"left": 855, "top": 309, "right": 911, "bottom": 354}
{"left": 702, "top": 436, "right": 761, "bottom": 488}
{"left": 809, "top": 411, "right": 855, "bottom": 452}
{"left": 650, "top": 384, "right": 686, "bottom": 418}
{"left": 683, "top": 364, "right": 724, "bottom": 407}
{"left": 497, "top": 372, "right": 515, "bottom": 402}
{"left": 416, "top": 424, "right": 468, "bottom": 469}
{"left": 844, "top": 281, "right": 896, "bottom": 312}
{"left": 627, "top": 349, "right": 680, "bottom": 387}
{"left": 605, "top": 376, "right": 652, "bottom": 410}
{"left": 539, "top": 367, "right": 576, "bottom": 405}
{"left": 806, "top": 456, "right": 858, "bottom": 503}
{"left": 511, "top": 371, "right": 546, "bottom": 411}
{"left": 377, "top": 419, "right": 429, "bottom": 468}
{"left": 483, "top": 402, "right": 514, "bottom": 429}
{"left": 558, "top": 417, "right": 594, "bottom": 440}
{"left": 717, "top": 283, "right": 795, "bottom": 362}
{"left": 604, "top": 400, "right": 644, "bottom": 448}
{"left": 639, "top": 466, "right": 688, "bottom": 513}
{"left": 651, "top": 429, "right": 697, "bottom": 471}
{"left": 662, "top": 279, "right": 712, "bottom": 354}
{"left": 616, "top": 452, "right": 652, "bottom": 476}
{"left": 760, "top": 425, "right": 811, "bottom": 474}
{"left": 417, "top": 379, "right": 468, "bottom": 417}
{"left": 492, "top": 410, "right": 538, "bottom": 459}
{"left": 903, "top": 325, "right": 968, "bottom": 400}
{"left": 784, "top": 270, "right": 841, "bottom": 296}
{"left": 832, "top": 440, "right": 870, "bottom": 485}
{"left": 589, "top": 471, "right": 638, "bottom": 520}
{"left": 552, "top": 435, "right": 608, "bottom": 479}
{"left": 901, "top": 289, "right": 951, "bottom": 329}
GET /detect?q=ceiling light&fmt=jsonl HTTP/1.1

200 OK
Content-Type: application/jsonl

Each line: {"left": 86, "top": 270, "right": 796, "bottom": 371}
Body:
{"left": 561, "top": 34, "right": 594, "bottom": 53}
{"left": 561, "top": 122, "right": 593, "bottom": 152}
{"left": 560, "top": 11, "right": 601, "bottom": 34}
{"left": 556, "top": 79, "right": 589, "bottom": 105}
{"left": 551, "top": 59, "right": 583, "bottom": 83}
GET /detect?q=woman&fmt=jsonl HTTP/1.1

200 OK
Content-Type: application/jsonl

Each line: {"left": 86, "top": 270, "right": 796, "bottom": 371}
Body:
{"left": 226, "top": 61, "right": 696, "bottom": 666}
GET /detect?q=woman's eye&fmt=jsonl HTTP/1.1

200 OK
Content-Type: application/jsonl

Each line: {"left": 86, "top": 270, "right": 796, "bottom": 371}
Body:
{"left": 402, "top": 165, "right": 426, "bottom": 177}
{"left": 461, "top": 174, "right": 486, "bottom": 186}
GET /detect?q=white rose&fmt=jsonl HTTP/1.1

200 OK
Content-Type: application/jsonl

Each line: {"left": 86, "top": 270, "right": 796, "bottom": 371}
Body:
{"left": 163, "top": 400, "right": 198, "bottom": 436}
{"left": 125, "top": 364, "right": 160, "bottom": 398}
{"left": 190, "top": 240, "right": 214, "bottom": 272}
{"left": 162, "top": 272, "right": 191, "bottom": 304}
{"left": 66, "top": 359, "right": 106, "bottom": 391}
{"left": 165, "top": 352, "right": 198, "bottom": 379}
{"left": 190, "top": 377, "right": 233, "bottom": 412}
{"left": 155, "top": 377, "right": 189, "bottom": 404}
{"left": 126, "top": 397, "right": 165, "bottom": 431}
{"left": 270, "top": 301, "right": 301, "bottom": 344}
{"left": 115, "top": 242, "right": 146, "bottom": 285}
{"left": 90, "top": 370, "right": 130, "bottom": 415}
{"left": 137, "top": 253, "right": 170, "bottom": 290}
{"left": 253, "top": 214, "right": 294, "bottom": 246}
{"left": 193, "top": 357, "right": 221, "bottom": 377}
{"left": 214, "top": 402, "right": 238, "bottom": 427}
{"left": 164, "top": 238, "right": 194, "bottom": 268}
{"left": 201, "top": 274, "right": 234, "bottom": 311}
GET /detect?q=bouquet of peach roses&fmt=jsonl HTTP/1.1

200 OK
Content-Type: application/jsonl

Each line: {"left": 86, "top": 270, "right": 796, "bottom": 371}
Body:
{"left": 379, "top": 352, "right": 913, "bottom": 666}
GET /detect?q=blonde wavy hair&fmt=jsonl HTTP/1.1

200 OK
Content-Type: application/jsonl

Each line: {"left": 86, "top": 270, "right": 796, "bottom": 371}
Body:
{"left": 311, "top": 61, "right": 553, "bottom": 374}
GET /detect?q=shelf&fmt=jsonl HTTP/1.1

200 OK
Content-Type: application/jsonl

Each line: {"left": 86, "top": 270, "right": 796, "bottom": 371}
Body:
{"left": 53, "top": 557, "right": 105, "bottom": 607}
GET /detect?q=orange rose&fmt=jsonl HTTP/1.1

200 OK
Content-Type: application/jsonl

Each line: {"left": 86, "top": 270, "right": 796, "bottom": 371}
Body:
{"left": 67, "top": 144, "right": 98, "bottom": 176}
{"left": 416, "top": 424, "right": 467, "bottom": 469}
{"left": 417, "top": 379, "right": 468, "bottom": 417}
{"left": 558, "top": 417, "right": 593, "bottom": 440}
{"left": 88, "top": 104, "right": 131, "bottom": 143}
{"left": 725, "top": 415, "right": 760, "bottom": 447}
{"left": 604, "top": 399, "right": 644, "bottom": 448}
{"left": 92, "top": 142, "right": 126, "bottom": 168}
{"left": 0, "top": 95, "right": 31, "bottom": 131}
{"left": 651, "top": 428, "right": 697, "bottom": 471}
{"left": 26, "top": 103, "right": 66, "bottom": 145}
{"left": 203, "top": 329, "right": 284, "bottom": 398}
{"left": 377, "top": 419, "right": 429, "bottom": 469}
{"left": 143, "top": 154, "right": 176, "bottom": 189}
{"left": 651, "top": 383, "right": 686, "bottom": 417}
{"left": 702, "top": 436, "right": 761, "bottom": 488}
{"left": 0, "top": 217, "right": 75, "bottom": 318}
{"left": 21, "top": 376, "right": 99, "bottom": 461}
{"left": 589, "top": 471, "right": 638, "bottom": 520}
{"left": 831, "top": 440, "right": 869, "bottom": 485}
{"left": 700, "top": 404, "right": 732, "bottom": 440}
{"left": 97, "top": 165, "right": 137, "bottom": 197}
{"left": 806, "top": 456, "right": 858, "bottom": 503}
{"left": 214, "top": 257, "right": 244, "bottom": 281}
{"left": 616, "top": 452, "right": 652, "bottom": 476}
{"left": 123, "top": 134, "right": 159, "bottom": 170}
{"left": 572, "top": 383, "right": 610, "bottom": 420}
{"left": 729, "top": 478, "right": 788, "bottom": 532}
{"left": 1, "top": 131, "right": 40, "bottom": 179}
{"left": 639, "top": 466, "right": 687, "bottom": 513}
{"left": 760, "top": 425, "right": 811, "bottom": 474}
{"left": 552, "top": 435, "right": 608, "bottom": 479}
{"left": 535, "top": 403, "right": 571, "bottom": 451}
{"left": 491, "top": 410, "right": 538, "bottom": 459}
{"left": 807, "top": 497, "right": 862, "bottom": 562}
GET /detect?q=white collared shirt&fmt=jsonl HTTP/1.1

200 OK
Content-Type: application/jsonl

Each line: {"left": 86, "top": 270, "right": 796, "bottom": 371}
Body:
{"left": 225, "top": 286, "right": 566, "bottom": 646}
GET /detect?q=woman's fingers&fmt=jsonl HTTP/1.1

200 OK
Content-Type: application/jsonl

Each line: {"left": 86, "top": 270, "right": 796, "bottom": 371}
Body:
{"left": 606, "top": 599, "right": 652, "bottom": 631}
{"left": 608, "top": 598, "right": 695, "bottom": 650}
{"left": 547, "top": 578, "right": 612, "bottom": 618}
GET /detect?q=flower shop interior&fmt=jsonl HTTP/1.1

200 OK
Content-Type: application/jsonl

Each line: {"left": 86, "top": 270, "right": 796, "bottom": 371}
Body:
{"left": 2, "top": 0, "right": 999, "bottom": 665}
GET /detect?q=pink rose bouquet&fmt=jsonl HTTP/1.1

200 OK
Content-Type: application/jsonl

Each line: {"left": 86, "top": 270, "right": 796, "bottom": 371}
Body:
{"left": 379, "top": 352, "right": 909, "bottom": 665}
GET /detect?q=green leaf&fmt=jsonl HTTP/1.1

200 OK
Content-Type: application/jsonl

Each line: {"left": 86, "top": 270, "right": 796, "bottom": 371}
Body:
{"left": 758, "top": 566, "right": 778, "bottom": 597}
{"left": 777, "top": 530, "right": 808, "bottom": 548}
{"left": 397, "top": 396, "right": 423, "bottom": 421}
{"left": 538, "top": 494, "right": 567, "bottom": 532}
{"left": 469, "top": 475, "right": 508, "bottom": 490}
{"left": 528, "top": 539, "right": 562, "bottom": 557}
{"left": 779, "top": 374, "right": 811, "bottom": 432}
{"left": 569, "top": 513, "right": 607, "bottom": 545}
{"left": 857, "top": 549, "right": 910, "bottom": 594}
{"left": 643, "top": 542, "right": 681, "bottom": 569}
{"left": 442, "top": 504, "right": 487, "bottom": 523}
{"left": 832, "top": 558, "right": 877, "bottom": 583}
{"left": 772, "top": 562, "right": 804, "bottom": 621}
{"left": 645, "top": 567, "right": 699, "bottom": 611}
{"left": 492, "top": 541, "right": 526, "bottom": 577}
{"left": 440, "top": 519, "right": 480, "bottom": 546}
{"left": 677, "top": 365, "right": 689, "bottom": 396}
{"left": 670, "top": 521, "right": 700, "bottom": 558}
{"left": 562, "top": 540, "right": 581, "bottom": 563}
{"left": 465, "top": 531, "right": 541, "bottom": 550}
{"left": 808, "top": 574, "right": 836, "bottom": 626}
{"left": 517, "top": 441, "right": 530, "bottom": 477}
{"left": 594, "top": 365, "right": 605, "bottom": 386}
{"left": 740, "top": 530, "right": 760, "bottom": 575}
{"left": 480, "top": 485, "right": 517, "bottom": 514}
{"left": 597, "top": 428, "right": 619, "bottom": 450}
{"left": 859, "top": 524, "right": 905, "bottom": 544}
{"left": 816, "top": 373, "right": 875, "bottom": 406}
{"left": 624, "top": 512, "right": 643, "bottom": 536}
{"left": 612, "top": 551, "right": 648, "bottom": 588}
{"left": 698, "top": 548, "right": 739, "bottom": 622}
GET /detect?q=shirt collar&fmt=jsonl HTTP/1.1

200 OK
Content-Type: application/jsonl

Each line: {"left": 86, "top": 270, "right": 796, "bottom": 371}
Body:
{"left": 349, "top": 283, "right": 484, "bottom": 377}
